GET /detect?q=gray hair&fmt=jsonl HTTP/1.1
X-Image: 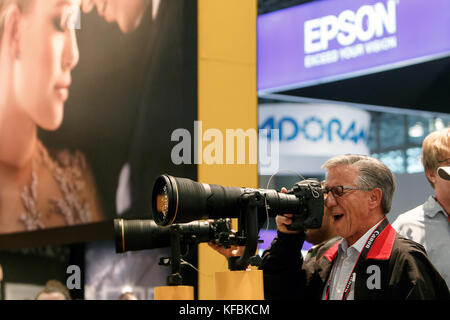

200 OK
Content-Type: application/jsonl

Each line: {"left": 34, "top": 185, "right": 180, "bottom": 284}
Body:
{"left": 322, "top": 154, "right": 396, "bottom": 214}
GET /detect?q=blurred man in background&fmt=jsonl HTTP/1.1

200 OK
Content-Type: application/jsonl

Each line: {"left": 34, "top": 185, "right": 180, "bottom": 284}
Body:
{"left": 36, "top": 280, "right": 72, "bottom": 300}
{"left": 82, "top": 0, "right": 153, "bottom": 33}
{"left": 393, "top": 127, "right": 450, "bottom": 288}
{"left": 0, "top": 264, "right": 3, "bottom": 300}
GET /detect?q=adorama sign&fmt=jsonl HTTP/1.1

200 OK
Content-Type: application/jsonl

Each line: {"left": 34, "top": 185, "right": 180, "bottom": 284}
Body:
{"left": 258, "top": 0, "right": 450, "bottom": 92}
{"left": 258, "top": 103, "right": 371, "bottom": 157}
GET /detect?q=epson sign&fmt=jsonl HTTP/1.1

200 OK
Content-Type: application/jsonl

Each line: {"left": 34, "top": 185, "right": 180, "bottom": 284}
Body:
{"left": 304, "top": 0, "right": 397, "bottom": 54}
{"left": 258, "top": 0, "right": 450, "bottom": 91}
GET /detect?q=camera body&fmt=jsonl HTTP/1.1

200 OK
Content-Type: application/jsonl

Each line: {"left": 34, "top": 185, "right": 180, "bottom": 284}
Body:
{"left": 283, "top": 179, "right": 324, "bottom": 231}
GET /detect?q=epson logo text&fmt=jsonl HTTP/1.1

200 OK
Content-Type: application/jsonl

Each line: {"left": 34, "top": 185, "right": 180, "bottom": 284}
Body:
{"left": 304, "top": 0, "right": 397, "bottom": 54}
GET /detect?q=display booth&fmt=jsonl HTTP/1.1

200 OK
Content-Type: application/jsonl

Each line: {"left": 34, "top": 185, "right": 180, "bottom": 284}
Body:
{"left": 0, "top": 0, "right": 258, "bottom": 301}
{"left": 256, "top": 0, "right": 450, "bottom": 254}
{"left": 0, "top": 0, "right": 448, "bottom": 302}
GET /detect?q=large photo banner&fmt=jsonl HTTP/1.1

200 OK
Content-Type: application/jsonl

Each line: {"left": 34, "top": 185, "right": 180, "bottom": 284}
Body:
{"left": 0, "top": 0, "right": 197, "bottom": 236}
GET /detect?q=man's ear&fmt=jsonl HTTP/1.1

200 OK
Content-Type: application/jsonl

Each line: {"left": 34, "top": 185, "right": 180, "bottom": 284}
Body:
{"left": 2, "top": 4, "right": 22, "bottom": 61}
{"left": 425, "top": 169, "right": 437, "bottom": 185}
{"left": 368, "top": 188, "right": 382, "bottom": 210}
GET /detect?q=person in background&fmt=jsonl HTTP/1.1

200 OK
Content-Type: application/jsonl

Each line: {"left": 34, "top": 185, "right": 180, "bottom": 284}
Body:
{"left": 119, "top": 291, "right": 138, "bottom": 300}
{"left": 80, "top": 0, "right": 195, "bottom": 219}
{"left": 393, "top": 127, "right": 450, "bottom": 288}
{"left": 302, "top": 205, "right": 340, "bottom": 262}
{"left": 76, "top": 0, "right": 198, "bottom": 297}
{"left": 81, "top": 0, "right": 152, "bottom": 33}
{"left": 35, "top": 280, "right": 71, "bottom": 300}
{"left": 0, "top": 264, "right": 3, "bottom": 300}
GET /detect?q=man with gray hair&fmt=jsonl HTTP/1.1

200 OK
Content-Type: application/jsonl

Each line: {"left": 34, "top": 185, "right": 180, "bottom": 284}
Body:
{"left": 261, "top": 154, "right": 449, "bottom": 300}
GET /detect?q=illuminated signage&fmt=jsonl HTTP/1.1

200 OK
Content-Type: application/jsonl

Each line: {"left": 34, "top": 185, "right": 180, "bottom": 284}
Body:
{"left": 258, "top": 104, "right": 371, "bottom": 157}
{"left": 258, "top": 0, "right": 450, "bottom": 92}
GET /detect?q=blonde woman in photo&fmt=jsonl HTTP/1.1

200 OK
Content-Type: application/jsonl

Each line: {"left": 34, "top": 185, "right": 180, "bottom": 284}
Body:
{"left": 0, "top": 0, "right": 104, "bottom": 234}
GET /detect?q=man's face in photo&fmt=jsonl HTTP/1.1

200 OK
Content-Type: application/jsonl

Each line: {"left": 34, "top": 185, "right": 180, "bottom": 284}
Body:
{"left": 82, "top": 0, "right": 150, "bottom": 33}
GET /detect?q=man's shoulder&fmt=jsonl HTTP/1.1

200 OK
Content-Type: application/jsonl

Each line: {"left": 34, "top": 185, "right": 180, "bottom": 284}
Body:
{"left": 315, "top": 237, "right": 342, "bottom": 258}
{"left": 388, "top": 234, "right": 450, "bottom": 299}
{"left": 388, "top": 234, "right": 430, "bottom": 274}
{"left": 392, "top": 234, "right": 427, "bottom": 256}
{"left": 391, "top": 197, "right": 440, "bottom": 243}
{"left": 304, "top": 236, "right": 342, "bottom": 262}
{"left": 392, "top": 203, "right": 426, "bottom": 227}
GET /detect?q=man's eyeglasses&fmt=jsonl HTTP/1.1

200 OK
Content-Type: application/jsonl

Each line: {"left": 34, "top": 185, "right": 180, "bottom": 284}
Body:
{"left": 321, "top": 185, "right": 366, "bottom": 198}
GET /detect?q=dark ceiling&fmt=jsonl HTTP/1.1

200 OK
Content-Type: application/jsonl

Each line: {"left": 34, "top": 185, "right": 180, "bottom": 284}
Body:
{"left": 258, "top": 0, "right": 315, "bottom": 15}
{"left": 257, "top": 0, "right": 450, "bottom": 115}
{"left": 278, "top": 56, "right": 450, "bottom": 114}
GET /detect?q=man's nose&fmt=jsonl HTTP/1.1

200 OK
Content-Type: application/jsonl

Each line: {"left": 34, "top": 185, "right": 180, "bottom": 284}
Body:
{"left": 324, "top": 191, "right": 337, "bottom": 207}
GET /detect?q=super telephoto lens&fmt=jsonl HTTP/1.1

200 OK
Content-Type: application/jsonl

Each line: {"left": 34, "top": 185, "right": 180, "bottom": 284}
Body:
{"left": 152, "top": 175, "right": 243, "bottom": 225}
{"left": 114, "top": 219, "right": 224, "bottom": 253}
{"left": 151, "top": 175, "right": 316, "bottom": 227}
{"left": 114, "top": 219, "right": 171, "bottom": 253}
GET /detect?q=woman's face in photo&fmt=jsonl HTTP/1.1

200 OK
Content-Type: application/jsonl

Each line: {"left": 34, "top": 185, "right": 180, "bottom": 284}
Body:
{"left": 14, "top": 0, "right": 80, "bottom": 131}
{"left": 87, "top": 0, "right": 149, "bottom": 33}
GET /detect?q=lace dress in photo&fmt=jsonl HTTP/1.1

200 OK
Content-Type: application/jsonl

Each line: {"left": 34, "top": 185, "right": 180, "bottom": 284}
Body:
{"left": 19, "top": 141, "right": 94, "bottom": 231}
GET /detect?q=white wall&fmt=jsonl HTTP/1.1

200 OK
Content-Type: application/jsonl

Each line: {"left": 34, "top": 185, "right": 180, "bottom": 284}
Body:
{"left": 389, "top": 172, "right": 434, "bottom": 223}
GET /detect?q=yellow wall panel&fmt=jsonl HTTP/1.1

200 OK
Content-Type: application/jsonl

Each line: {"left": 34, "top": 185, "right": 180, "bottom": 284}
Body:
{"left": 197, "top": 0, "right": 257, "bottom": 300}
{"left": 198, "top": 0, "right": 256, "bottom": 64}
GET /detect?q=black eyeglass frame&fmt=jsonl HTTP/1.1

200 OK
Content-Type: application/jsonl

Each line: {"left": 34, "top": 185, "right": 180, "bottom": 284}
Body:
{"left": 321, "top": 185, "right": 368, "bottom": 198}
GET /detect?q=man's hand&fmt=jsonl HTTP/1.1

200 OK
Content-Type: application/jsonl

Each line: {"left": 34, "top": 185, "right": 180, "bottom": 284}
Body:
{"left": 207, "top": 221, "right": 245, "bottom": 258}
{"left": 276, "top": 187, "right": 301, "bottom": 234}
{"left": 208, "top": 241, "right": 245, "bottom": 258}
{"left": 276, "top": 214, "right": 301, "bottom": 234}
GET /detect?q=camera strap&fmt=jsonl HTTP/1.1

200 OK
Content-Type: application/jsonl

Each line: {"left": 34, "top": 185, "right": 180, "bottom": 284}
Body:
{"left": 324, "top": 217, "right": 389, "bottom": 300}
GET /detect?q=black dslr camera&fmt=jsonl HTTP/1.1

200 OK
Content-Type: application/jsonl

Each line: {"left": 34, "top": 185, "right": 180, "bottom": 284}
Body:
{"left": 281, "top": 179, "right": 324, "bottom": 231}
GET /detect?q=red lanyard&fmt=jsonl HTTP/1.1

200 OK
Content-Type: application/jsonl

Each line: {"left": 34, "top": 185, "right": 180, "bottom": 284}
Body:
{"left": 324, "top": 217, "right": 389, "bottom": 300}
